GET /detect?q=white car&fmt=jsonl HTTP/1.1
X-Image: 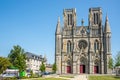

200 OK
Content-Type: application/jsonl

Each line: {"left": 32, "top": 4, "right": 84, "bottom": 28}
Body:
{"left": 2, "top": 73, "right": 16, "bottom": 77}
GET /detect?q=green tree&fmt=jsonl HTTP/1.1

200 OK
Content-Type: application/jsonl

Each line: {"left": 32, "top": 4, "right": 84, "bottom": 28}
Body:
{"left": 0, "top": 57, "right": 12, "bottom": 74}
{"left": 30, "top": 70, "right": 34, "bottom": 77}
{"left": 40, "top": 61, "right": 46, "bottom": 72}
{"left": 8, "top": 45, "right": 26, "bottom": 72}
{"left": 115, "top": 51, "right": 120, "bottom": 67}
{"left": 108, "top": 58, "right": 113, "bottom": 69}
{"left": 52, "top": 63, "right": 57, "bottom": 73}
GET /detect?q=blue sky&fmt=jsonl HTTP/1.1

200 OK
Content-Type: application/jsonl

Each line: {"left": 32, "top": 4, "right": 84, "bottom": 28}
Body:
{"left": 0, "top": 0, "right": 120, "bottom": 64}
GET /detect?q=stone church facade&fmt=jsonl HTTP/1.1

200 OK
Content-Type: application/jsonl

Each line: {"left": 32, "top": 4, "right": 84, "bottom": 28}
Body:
{"left": 55, "top": 7, "right": 112, "bottom": 74}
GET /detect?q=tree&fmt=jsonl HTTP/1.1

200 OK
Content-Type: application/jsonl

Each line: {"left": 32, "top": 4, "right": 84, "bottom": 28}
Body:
{"left": 0, "top": 57, "right": 12, "bottom": 74}
{"left": 40, "top": 61, "right": 46, "bottom": 72}
{"left": 52, "top": 63, "right": 57, "bottom": 73}
{"left": 8, "top": 45, "right": 26, "bottom": 72}
{"left": 30, "top": 70, "right": 34, "bottom": 77}
{"left": 108, "top": 58, "right": 113, "bottom": 69}
{"left": 115, "top": 51, "right": 120, "bottom": 67}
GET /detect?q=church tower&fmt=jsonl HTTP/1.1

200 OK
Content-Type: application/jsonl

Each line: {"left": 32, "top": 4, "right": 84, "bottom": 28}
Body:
{"left": 89, "top": 7, "right": 103, "bottom": 37}
{"left": 104, "top": 15, "right": 112, "bottom": 74}
{"left": 63, "top": 8, "right": 76, "bottom": 27}
{"left": 88, "top": 7, "right": 104, "bottom": 74}
{"left": 55, "top": 17, "right": 62, "bottom": 74}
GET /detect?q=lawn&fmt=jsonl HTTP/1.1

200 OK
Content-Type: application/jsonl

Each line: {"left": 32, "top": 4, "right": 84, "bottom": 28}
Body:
{"left": 59, "top": 75, "right": 74, "bottom": 78}
{"left": 21, "top": 77, "right": 68, "bottom": 80}
{"left": 89, "top": 75, "right": 120, "bottom": 80}
{"left": 33, "top": 78, "right": 67, "bottom": 80}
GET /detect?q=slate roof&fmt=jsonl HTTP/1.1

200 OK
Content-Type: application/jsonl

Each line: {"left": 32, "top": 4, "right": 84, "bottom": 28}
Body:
{"left": 25, "top": 52, "right": 43, "bottom": 61}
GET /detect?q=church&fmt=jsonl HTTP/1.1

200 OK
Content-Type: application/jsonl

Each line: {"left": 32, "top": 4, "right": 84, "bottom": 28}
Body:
{"left": 55, "top": 7, "right": 112, "bottom": 74}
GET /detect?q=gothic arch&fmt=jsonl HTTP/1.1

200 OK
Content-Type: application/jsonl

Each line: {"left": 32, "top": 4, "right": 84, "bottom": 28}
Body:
{"left": 79, "top": 56, "right": 88, "bottom": 73}
{"left": 94, "top": 59, "right": 100, "bottom": 74}
{"left": 64, "top": 55, "right": 71, "bottom": 62}
{"left": 94, "top": 59, "right": 99, "bottom": 66}
{"left": 80, "top": 57, "right": 87, "bottom": 65}
{"left": 67, "top": 40, "right": 72, "bottom": 53}
{"left": 66, "top": 60, "right": 72, "bottom": 73}
{"left": 67, "top": 60, "right": 71, "bottom": 66}
{"left": 80, "top": 27, "right": 87, "bottom": 36}
{"left": 94, "top": 40, "right": 99, "bottom": 53}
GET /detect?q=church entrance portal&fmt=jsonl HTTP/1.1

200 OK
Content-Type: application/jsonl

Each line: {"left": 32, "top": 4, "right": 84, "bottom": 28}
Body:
{"left": 67, "top": 66, "right": 71, "bottom": 73}
{"left": 94, "top": 66, "right": 99, "bottom": 73}
{"left": 79, "top": 57, "right": 86, "bottom": 73}
{"left": 80, "top": 65, "right": 85, "bottom": 73}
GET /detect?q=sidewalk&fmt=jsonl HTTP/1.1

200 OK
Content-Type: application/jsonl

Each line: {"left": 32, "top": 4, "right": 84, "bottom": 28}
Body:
{"left": 70, "top": 75, "right": 88, "bottom": 80}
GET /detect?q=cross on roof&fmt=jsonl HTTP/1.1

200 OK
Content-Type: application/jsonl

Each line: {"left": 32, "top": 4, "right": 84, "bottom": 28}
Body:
{"left": 81, "top": 19, "right": 84, "bottom": 26}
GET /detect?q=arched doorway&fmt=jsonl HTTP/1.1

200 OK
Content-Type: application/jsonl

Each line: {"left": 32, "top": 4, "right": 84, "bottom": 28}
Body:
{"left": 66, "top": 60, "right": 71, "bottom": 73}
{"left": 80, "top": 57, "right": 86, "bottom": 73}
{"left": 94, "top": 60, "right": 99, "bottom": 74}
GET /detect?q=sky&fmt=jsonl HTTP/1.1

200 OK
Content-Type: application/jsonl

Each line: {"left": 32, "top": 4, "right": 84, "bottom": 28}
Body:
{"left": 0, "top": 0, "right": 120, "bottom": 64}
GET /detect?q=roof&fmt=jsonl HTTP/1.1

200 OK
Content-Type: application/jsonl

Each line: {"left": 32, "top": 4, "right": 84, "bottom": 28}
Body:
{"left": 104, "top": 15, "right": 111, "bottom": 33}
{"left": 63, "top": 8, "right": 76, "bottom": 13}
{"left": 56, "top": 17, "right": 61, "bottom": 34}
{"left": 25, "top": 52, "right": 43, "bottom": 60}
{"left": 89, "top": 7, "right": 101, "bottom": 11}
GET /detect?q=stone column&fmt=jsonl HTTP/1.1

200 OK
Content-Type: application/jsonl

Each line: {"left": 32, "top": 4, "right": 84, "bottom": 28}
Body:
{"left": 89, "top": 52, "right": 93, "bottom": 74}
{"left": 77, "top": 60, "right": 80, "bottom": 74}
{"left": 64, "top": 62, "right": 67, "bottom": 74}
{"left": 101, "top": 52, "right": 104, "bottom": 74}
{"left": 92, "top": 61, "right": 94, "bottom": 74}
{"left": 86, "top": 58, "right": 88, "bottom": 74}
{"left": 73, "top": 61, "right": 77, "bottom": 74}
{"left": 62, "top": 62, "right": 65, "bottom": 74}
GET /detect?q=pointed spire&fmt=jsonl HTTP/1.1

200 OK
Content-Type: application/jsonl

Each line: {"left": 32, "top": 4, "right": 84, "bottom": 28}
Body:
{"left": 104, "top": 15, "right": 111, "bottom": 33}
{"left": 44, "top": 53, "right": 47, "bottom": 62}
{"left": 58, "top": 16, "right": 60, "bottom": 23}
{"left": 56, "top": 17, "right": 61, "bottom": 34}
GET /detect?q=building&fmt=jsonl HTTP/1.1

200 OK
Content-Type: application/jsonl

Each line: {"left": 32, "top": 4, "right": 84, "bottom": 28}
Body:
{"left": 116, "top": 66, "right": 120, "bottom": 76}
{"left": 25, "top": 52, "right": 47, "bottom": 74}
{"left": 46, "top": 64, "right": 53, "bottom": 73}
{"left": 55, "top": 7, "right": 112, "bottom": 74}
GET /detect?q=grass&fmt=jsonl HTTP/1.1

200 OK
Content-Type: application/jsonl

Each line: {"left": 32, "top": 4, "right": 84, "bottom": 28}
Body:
{"left": 33, "top": 78, "right": 67, "bottom": 80}
{"left": 89, "top": 75, "right": 120, "bottom": 80}
{"left": 59, "top": 75, "right": 74, "bottom": 78}
{"left": 21, "top": 77, "right": 68, "bottom": 80}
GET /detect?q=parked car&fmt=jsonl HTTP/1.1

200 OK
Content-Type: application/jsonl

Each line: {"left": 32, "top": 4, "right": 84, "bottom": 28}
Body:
{"left": 44, "top": 72, "right": 50, "bottom": 75}
{"left": 1, "top": 69, "right": 19, "bottom": 78}
{"left": 39, "top": 71, "right": 50, "bottom": 76}
{"left": 2, "top": 73, "right": 17, "bottom": 77}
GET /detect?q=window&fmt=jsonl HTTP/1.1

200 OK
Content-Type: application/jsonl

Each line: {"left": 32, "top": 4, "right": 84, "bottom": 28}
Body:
{"left": 96, "top": 13, "right": 99, "bottom": 24}
{"left": 93, "top": 13, "right": 99, "bottom": 25}
{"left": 68, "top": 14, "right": 69, "bottom": 25}
{"left": 78, "top": 40, "right": 87, "bottom": 49}
{"left": 67, "top": 14, "right": 72, "bottom": 25}
{"left": 94, "top": 40, "right": 99, "bottom": 53}
{"left": 70, "top": 14, "right": 72, "bottom": 25}
{"left": 94, "top": 13, "right": 96, "bottom": 24}
{"left": 27, "top": 59, "right": 29, "bottom": 62}
{"left": 57, "top": 38, "right": 60, "bottom": 52}
{"left": 67, "top": 41, "right": 71, "bottom": 53}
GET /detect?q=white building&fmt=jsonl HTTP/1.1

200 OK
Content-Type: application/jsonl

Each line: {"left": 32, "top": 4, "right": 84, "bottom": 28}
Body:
{"left": 25, "top": 52, "right": 47, "bottom": 74}
{"left": 116, "top": 66, "right": 120, "bottom": 76}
